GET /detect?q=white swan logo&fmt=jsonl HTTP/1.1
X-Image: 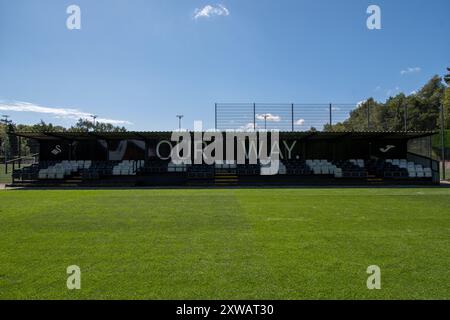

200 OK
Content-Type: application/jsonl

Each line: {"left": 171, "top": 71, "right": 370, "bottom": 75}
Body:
{"left": 380, "top": 145, "right": 395, "bottom": 153}
{"left": 51, "top": 145, "right": 62, "bottom": 156}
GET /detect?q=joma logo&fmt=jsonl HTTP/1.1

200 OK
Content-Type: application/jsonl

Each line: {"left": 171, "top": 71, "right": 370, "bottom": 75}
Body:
{"left": 380, "top": 145, "right": 395, "bottom": 153}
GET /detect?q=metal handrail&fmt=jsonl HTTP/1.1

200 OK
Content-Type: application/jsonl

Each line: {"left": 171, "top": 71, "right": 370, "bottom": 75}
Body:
{"left": 4, "top": 153, "right": 39, "bottom": 174}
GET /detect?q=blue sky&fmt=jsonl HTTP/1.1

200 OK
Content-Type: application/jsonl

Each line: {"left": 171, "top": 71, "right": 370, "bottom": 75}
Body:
{"left": 0, "top": 0, "right": 449, "bottom": 130}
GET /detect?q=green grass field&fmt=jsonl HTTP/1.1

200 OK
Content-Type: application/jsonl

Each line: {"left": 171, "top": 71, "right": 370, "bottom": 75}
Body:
{"left": 0, "top": 164, "right": 11, "bottom": 184}
{"left": 1, "top": 188, "right": 449, "bottom": 300}
{"left": 0, "top": 163, "right": 30, "bottom": 184}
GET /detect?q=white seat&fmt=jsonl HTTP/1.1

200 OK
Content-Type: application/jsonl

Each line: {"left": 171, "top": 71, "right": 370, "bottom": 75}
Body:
{"left": 38, "top": 170, "right": 48, "bottom": 179}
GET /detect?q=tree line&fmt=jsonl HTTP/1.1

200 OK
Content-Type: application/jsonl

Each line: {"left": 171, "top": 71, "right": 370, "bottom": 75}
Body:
{"left": 0, "top": 119, "right": 127, "bottom": 159}
{"left": 324, "top": 68, "right": 450, "bottom": 132}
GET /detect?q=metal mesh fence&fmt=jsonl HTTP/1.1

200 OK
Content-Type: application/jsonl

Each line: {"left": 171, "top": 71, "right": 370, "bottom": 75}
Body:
{"left": 215, "top": 103, "right": 362, "bottom": 131}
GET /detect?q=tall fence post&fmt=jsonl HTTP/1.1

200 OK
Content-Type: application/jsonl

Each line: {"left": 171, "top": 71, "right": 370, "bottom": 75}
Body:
{"left": 441, "top": 103, "right": 446, "bottom": 180}
{"left": 253, "top": 103, "right": 256, "bottom": 132}
{"left": 329, "top": 103, "right": 333, "bottom": 129}
{"left": 291, "top": 103, "right": 294, "bottom": 132}
{"left": 214, "top": 103, "right": 217, "bottom": 131}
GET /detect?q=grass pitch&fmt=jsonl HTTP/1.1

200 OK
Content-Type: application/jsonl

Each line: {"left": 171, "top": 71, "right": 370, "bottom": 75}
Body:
{"left": 0, "top": 188, "right": 449, "bottom": 300}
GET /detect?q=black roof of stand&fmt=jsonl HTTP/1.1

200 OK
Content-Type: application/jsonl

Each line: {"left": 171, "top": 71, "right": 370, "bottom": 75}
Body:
{"left": 12, "top": 130, "right": 437, "bottom": 141}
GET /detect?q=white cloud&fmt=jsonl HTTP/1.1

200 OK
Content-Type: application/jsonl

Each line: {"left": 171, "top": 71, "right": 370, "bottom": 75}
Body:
{"left": 295, "top": 119, "right": 305, "bottom": 126}
{"left": 0, "top": 100, "right": 132, "bottom": 125}
{"left": 400, "top": 67, "right": 421, "bottom": 75}
{"left": 194, "top": 4, "right": 230, "bottom": 19}
{"left": 256, "top": 113, "right": 281, "bottom": 122}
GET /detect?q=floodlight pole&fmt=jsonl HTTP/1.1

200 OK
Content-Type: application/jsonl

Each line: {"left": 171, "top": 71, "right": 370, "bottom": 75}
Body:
{"left": 90, "top": 115, "right": 98, "bottom": 127}
{"left": 1, "top": 115, "right": 12, "bottom": 128}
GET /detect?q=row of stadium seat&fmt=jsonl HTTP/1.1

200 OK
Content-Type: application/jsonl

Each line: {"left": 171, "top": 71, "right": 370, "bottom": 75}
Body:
{"left": 13, "top": 158, "right": 434, "bottom": 182}
{"left": 112, "top": 160, "right": 144, "bottom": 176}
{"left": 81, "top": 161, "right": 121, "bottom": 179}
{"left": 168, "top": 162, "right": 188, "bottom": 173}
{"left": 284, "top": 159, "right": 368, "bottom": 178}
{"left": 366, "top": 159, "right": 432, "bottom": 178}
{"left": 386, "top": 159, "right": 432, "bottom": 178}
{"left": 332, "top": 160, "right": 368, "bottom": 178}
{"left": 38, "top": 160, "right": 92, "bottom": 180}
{"left": 187, "top": 165, "right": 215, "bottom": 178}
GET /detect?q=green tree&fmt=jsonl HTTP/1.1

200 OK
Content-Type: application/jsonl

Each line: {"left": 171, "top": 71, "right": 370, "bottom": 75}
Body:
{"left": 444, "top": 68, "right": 450, "bottom": 129}
{"left": 69, "top": 119, "right": 127, "bottom": 133}
{"left": 328, "top": 75, "right": 446, "bottom": 132}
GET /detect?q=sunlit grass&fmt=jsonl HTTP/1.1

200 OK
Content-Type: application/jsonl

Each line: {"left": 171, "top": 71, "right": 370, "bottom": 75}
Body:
{"left": 0, "top": 188, "right": 449, "bottom": 299}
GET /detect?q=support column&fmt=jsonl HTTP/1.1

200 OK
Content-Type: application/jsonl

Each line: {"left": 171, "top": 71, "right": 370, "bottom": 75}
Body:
{"left": 144, "top": 140, "right": 149, "bottom": 164}
{"left": 68, "top": 140, "right": 73, "bottom": 161}
{"left": 105, "top": 140, "right": 110, "bottom": 161}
